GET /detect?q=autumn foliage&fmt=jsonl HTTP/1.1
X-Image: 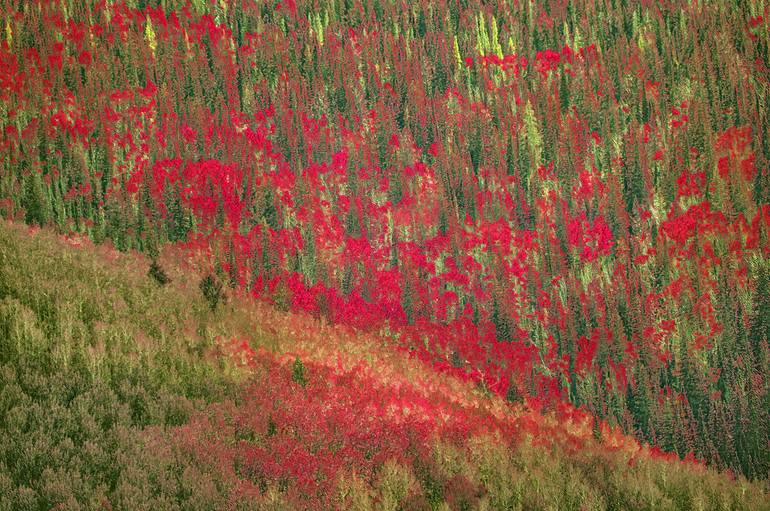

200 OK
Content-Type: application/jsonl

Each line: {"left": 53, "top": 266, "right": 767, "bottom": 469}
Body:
{"left": 1, "top": 0, "right": 769, "bottom": 490}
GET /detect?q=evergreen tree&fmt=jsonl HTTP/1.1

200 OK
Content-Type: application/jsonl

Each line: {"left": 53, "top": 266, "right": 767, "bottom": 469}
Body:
{"left": 22, "top": 171, "right": 51, "bottom": 226}
{"left": 749, "top": 259, "right": 770, "bottom": 368}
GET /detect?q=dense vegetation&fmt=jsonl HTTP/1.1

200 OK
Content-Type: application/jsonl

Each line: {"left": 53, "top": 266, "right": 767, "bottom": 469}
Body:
{"left": 1, "top": 219, "right": 769, "bottom": 509}
{"left": 1, "top": 0, "right": 769, "bottom": 496}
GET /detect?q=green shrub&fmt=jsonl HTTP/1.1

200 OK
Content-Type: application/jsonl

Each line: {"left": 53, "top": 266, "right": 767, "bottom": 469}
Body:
{"left": 148, "top": 260, "right": 171, "bottom": 286}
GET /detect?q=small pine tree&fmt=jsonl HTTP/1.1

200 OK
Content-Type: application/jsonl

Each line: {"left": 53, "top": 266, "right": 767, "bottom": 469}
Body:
{"left": 491, "top": 295, "right": 510, "bottom": 342}
{"left": 505, "top": 381, "right": 522, "bottom": 404}
{"left": 200, "top": 274, "right": 224, "bottom": 310}
{"left": 749, "top": 259, "right": 770, "bottom": 368}
{"left": 292, "top": 357, "right": 307, "bottom": 387}
{"left": 22, "top": 171, "right": 51, "bottom": 226}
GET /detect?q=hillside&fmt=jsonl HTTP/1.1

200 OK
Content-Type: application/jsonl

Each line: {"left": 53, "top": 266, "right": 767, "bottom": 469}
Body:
{"left": 2, "top": 0, "right": 770, "bottom": 501}
{"left": 0, "top": 219, "right": 768, "bottom": 509}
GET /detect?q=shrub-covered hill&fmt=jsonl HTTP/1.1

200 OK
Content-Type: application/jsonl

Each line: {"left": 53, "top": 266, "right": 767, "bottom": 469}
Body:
{"left": 2, "top": 0, "right": 770, "bottom": 479}
{"left": 0, "top": 220, "right": 768, "bottom": 510}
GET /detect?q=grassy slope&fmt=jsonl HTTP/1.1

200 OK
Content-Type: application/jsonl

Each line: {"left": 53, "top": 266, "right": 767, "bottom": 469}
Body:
{"left": 0, "top": 219, "right": 768, "bottom": 510}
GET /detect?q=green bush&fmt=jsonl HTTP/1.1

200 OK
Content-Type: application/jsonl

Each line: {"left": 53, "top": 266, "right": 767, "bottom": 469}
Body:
{"left": 148, "top": 260, "right": 171, "bottom": 286}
